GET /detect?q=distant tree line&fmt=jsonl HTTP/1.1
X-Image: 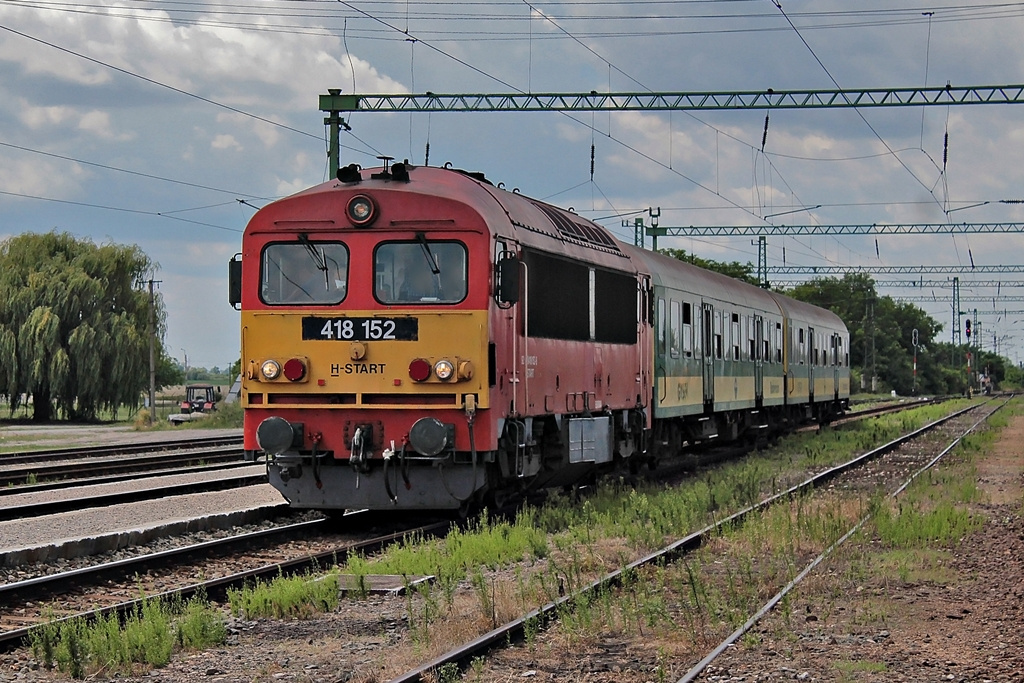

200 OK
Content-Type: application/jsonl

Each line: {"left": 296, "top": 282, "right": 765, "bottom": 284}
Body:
{"left": 662, "top": 248, "right": 1018, "bottom": 395}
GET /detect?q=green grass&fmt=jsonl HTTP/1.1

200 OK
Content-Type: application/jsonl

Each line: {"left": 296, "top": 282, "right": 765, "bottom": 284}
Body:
{"left": 29, "top": 594, "right": 225, "bottom": 679}
{"left": 226, "top": 569, "right": 339, "bottom": 619}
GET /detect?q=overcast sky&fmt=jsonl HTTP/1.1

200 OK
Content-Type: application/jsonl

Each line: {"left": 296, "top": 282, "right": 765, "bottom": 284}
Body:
{"left": 3, "top": 0, "right": 1024, "bottom": 369}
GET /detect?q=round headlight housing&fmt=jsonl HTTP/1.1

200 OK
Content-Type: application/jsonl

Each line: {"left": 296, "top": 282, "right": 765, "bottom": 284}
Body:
{"left": 261, "top": 359, "right": 281, "bottom": 380}
{"left": 347, "top": 194, "right": 377, "bottom": 227}
{"left": 433, "top": 359, "right": 455, "bottom": 381}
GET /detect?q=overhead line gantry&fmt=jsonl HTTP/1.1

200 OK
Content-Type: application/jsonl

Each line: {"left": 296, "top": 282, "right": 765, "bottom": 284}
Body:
{"left": 773, "top": 279, "right": 1024, "bottom": 289}
{"left": 320, "top": 83, "right": 1024, "bottom": 176}
{"left": 323, "top": 84, "right": 1024, "bottom": 114}
{"left": 897, "top": 295, "right": 1024, "bottom": 303}
{"left": 645, "top": 222, "right": 1024, "bottom": 237}
{"left": 765, "top": 265, "right": 1024, "bottom": 275}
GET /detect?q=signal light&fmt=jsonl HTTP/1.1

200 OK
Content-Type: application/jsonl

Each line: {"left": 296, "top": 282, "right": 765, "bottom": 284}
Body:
{"left": 409, "top": 358, "right": 432, "bottom": 382}
{"left": 965, "top": 319, "right": 972, "bottom": 339}
{"left": 283, "top": 358, "right": 307, "bottom": 381}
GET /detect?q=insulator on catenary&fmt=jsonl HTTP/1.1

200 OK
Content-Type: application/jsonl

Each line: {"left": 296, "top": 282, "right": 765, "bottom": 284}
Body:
{"left": 590, "top": 143, "right": 595, "bottom": 180}
{"left": 761, "top": 114, "right": 770, "bottom": 152}
{"left": 943, "top": 131, "right": 949, "bottom": 170}
{"left": 424, "top": 142, "right": 430, "bottom": 167}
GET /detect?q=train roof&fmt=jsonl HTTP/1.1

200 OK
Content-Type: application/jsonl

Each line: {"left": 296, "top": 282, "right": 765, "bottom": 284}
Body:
{"left": 252, "top": 164, "right": 639, "bottom": 274}
{"left": 623, "top": 245, "right": 783, "bottom": 315}
{"left": 767, "top": 290, "right": 848, "bottom": 332}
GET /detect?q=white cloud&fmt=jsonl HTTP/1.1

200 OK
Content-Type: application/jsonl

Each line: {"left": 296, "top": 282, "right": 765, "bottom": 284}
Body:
{"left": 211, "top": 134, "right": 242, "bottom": 151}
{"left": 5, "top": 1, "right": 1024, "bottom": 365}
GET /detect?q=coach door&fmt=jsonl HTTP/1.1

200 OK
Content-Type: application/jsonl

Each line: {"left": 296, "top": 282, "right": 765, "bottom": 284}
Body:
{"left": 702, "top": 303, "right": 714, "bottom": 406}
{"left": 807, "top": 326, "right": 816, "bottom": 402}
{"left": 832, "top": 333, "right": 840, "bottom": 400}
{"left": 754, "top": 315, "right": 764, "bottom": 405}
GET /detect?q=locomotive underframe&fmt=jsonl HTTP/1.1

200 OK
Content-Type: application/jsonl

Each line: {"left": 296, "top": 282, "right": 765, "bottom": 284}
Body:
{"left": 255, "top": 405, "right": 648, "bottom": 511}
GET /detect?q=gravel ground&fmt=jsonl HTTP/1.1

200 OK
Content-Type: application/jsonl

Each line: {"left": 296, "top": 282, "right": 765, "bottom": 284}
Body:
{"left": 1, "top": 409, "right": 1020, "bottom": 683}
{"left": 695, "top": 411, "right": 1024, "bottom": 682}
{"left": 0, "top": 483, "right": 285, "bottom": 562}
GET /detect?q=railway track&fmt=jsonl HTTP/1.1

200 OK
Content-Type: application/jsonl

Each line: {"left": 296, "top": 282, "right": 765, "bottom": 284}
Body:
{"left": 380, "top": 400, "right": 999, "bottom": 681}
{"left": 0, "top": 515, "right": 452, "bottom": 653}
{"left": 0, "top": 398, "right": 994, "bottom": 680}
{"left": 0, "top": 434, "right": 245, "bottom": 487}
{"left": 0, "top": 466, "right": 269, "bottom": 522}
{"left": 0, "top": 433, "right": 242, "bottom": 463}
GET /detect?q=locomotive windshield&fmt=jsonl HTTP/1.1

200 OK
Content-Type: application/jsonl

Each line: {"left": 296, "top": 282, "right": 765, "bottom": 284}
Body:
{"left": 261, "top": 242, "right": 349, "bottom": 305}
{"left": 374, "top": 240, "right": 467, "bottom": 304}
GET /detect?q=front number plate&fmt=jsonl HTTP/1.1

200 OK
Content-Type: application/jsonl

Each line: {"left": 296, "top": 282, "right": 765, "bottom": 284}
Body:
{"left": 302, "top": 316, "right": 418, "bottom": 341}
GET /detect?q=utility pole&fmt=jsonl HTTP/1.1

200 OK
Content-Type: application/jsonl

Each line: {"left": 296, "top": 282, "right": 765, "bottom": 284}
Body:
{"left": 912, "top": 328, "right": 919, "bottom": 394}
{"left": 148, "top": 279, "right": 161, "bottom": 425}
{"left": 871, "top": 303, "right": 876, "bottom": 392}
{"left": 756, "top": 236, "right": 768, "bottom": 289}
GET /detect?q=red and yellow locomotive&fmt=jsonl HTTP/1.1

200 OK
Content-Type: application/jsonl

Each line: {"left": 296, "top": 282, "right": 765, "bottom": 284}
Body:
{"left": 231, "top": 160, "right": 848, "bottom": 513}
{"left": 232, "top": 161, "right": 650, "bottom": 511}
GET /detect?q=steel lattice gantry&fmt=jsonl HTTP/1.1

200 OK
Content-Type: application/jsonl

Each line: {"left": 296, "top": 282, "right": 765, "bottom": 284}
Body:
{"left": 646, "top": 222, "right": 1024, "bottom": 237}
{"left": 765, "top": 265, "right": 1024, "bottom": 275}
{"left": 320, "top": 83, "right": 1024, "bottom": 176}
{"left": 322, "top": 84, "right": 1024, "bottom": 114}
{"left": 970, "top": 309, "right": 1024, "bottom": 316}
{"left": 897, "top": 295, "right": 1024, "bottom": 303}
{"left": 772, "top": 279, "right": 1024, "bottom": 288}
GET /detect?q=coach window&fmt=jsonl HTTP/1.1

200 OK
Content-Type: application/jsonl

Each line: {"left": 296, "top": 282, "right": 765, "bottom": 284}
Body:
{"left": 375, "top": 241, "right": 467, "bottom": 304}
{"left": 731, "top": 313, "right": 740, "bottom": 361}
{"left": 669, "top": 299, "right": 681, "bottom": 358}
{"left": 747, "top": 316, "right": 756, "bottom": 361}
{"left": 714, "top": 310, "right": 723, "bottom": 359}
{"left": 657, "top": 298, "right": 667, "bottom": 356}
{"left": 261, "top": 242, "right": 348, "bottom": 305}
{"left": 682, "top": 302, "right": 693, "bottom": 357}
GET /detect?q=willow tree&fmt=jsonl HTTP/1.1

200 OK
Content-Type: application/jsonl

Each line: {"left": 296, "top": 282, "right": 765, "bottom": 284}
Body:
{"left": 0, "top": 231, "right": 164, "bottom": 421}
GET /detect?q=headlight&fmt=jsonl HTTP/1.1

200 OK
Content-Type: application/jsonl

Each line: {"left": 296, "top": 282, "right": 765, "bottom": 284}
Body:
{"left": 433, "top": 359, "right": 455, "bottom": 381}
{"left": 347, "top": 194, "right": 377, "bottom": 227}
{"left": 261, "top": 359, "right": 281, "bottom": 380}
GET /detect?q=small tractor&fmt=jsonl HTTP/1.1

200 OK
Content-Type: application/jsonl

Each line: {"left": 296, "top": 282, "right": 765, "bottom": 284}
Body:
{"left": 168, "top": 384, "right": 217, "bottom": 425}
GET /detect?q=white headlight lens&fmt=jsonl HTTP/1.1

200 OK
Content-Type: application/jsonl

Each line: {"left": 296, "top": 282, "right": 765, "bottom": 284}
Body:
{"left": 261, "top": 359, "right": 281, "bottom": 380}
{"left": 434, "top": 359, "right": 455, "bottom": 380}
